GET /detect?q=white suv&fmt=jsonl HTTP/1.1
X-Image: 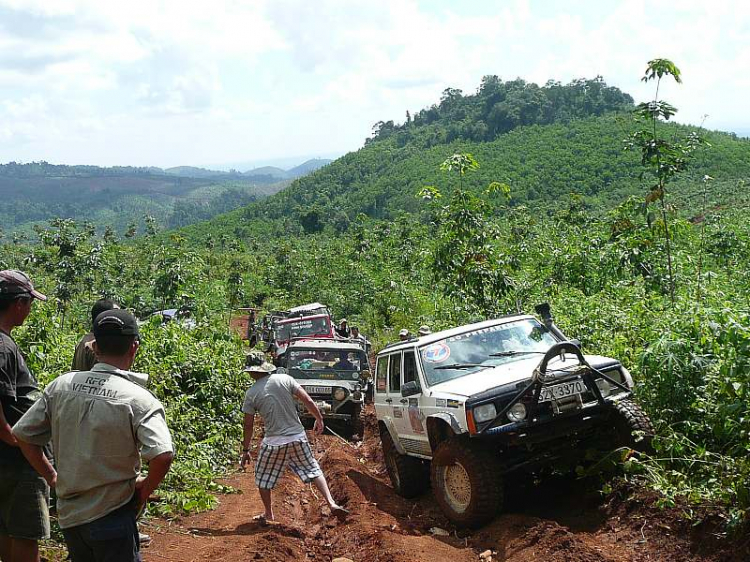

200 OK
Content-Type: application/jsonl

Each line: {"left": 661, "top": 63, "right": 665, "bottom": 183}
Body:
{"left": 374, "top": 304, "right": 653, "bottom": 527}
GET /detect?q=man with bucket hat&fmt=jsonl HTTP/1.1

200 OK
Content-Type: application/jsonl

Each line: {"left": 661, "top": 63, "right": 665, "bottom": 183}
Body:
{"left": 240, "top": 353, "right": 347, "bottom": 523}
{"left": 13, "top": 309, "right": 173, "bottom": 562}
{"left": 0, "top": 270, "right": 47, "bottom": 562}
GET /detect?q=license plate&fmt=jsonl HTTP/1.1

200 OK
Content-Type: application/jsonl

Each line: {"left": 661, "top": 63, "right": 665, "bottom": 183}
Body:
{"left": 305, "top": 386, "right": 331, "bottom": 394}
{"left": 539, "top": 380, "right": 586, "bottom": 402}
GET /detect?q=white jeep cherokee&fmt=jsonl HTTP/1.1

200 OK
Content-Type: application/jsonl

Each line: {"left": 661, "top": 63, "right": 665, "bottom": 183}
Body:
{"left": 374, "top": 304, "right": 653, "bottom": 527}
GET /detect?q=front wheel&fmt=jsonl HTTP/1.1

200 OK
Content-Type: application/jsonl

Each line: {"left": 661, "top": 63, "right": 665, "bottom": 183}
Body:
{"left": 612, "top": 398, "right": 654, "bottom": 454}
{"left": 430, "top": 439, "right": 503, "bottom": 528}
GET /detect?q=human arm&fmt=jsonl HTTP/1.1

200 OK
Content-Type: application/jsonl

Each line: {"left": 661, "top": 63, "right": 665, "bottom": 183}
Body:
{"left": 240, "top": 413, "right": 255, "bottom": 470}
{"left": 293, "top": 385, "right": 325, "bottom": 435}
{"left": 135, "top": 451, "right": 173, "bottom": 509}
{"left": 135, "top": 402, "right": 174, "bottom": 509}
{"left": 16, "top": 440, "right": 56, "bottom": 487}
{"left": 0, "top": 402, "right": 17, "bottom": 447}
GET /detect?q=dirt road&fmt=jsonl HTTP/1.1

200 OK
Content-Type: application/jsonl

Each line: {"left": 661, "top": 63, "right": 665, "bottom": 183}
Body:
{"left": 143, "top": 409, "right": 747, "bottom": 562}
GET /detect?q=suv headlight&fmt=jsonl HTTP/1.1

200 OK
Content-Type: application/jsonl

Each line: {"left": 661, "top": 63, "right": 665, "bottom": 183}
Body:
{"left": 473, "top": 403, "right": 497, "bottom": 423}
{"left": 507, "top": 403, "right": 527, "bottom": 422}
{"left": 596, "top": 378, "right": 611, "bottom": 398}
{"left": 333, "top": 388, "right": 347, "bottom": 401}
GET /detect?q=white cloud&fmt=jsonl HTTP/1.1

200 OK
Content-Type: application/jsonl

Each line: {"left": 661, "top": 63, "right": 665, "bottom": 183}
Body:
{"left": 0, "top": 0, "right": 748, "bottom": 166}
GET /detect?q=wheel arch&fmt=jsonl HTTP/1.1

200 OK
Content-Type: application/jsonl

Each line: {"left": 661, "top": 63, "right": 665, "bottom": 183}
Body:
{"left": 426, "top": 413, "right": 462, "bottom": 452}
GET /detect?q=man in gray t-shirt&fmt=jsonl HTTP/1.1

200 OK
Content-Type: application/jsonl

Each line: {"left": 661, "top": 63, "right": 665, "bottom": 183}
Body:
{"left": 240, "top": 359, "right": 347, "bottom": 523}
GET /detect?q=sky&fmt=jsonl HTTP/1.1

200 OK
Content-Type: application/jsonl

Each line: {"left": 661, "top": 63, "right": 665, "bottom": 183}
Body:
{"left": 0, "top": 0, "right": 748, "bottom": 170}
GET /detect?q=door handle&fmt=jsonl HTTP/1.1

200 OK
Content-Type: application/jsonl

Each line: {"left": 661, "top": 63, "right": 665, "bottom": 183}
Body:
{"left": 385, "top": 398, "right": 392, "bottom": 403}
{"left": 400, "top": 399, "right": 408, "bottom": 404}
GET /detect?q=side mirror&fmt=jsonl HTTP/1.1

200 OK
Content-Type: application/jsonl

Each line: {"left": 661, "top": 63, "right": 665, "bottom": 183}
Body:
{"left": 570, "top": 339, "right": 582, "bottom": 349}
{"left": 401, "top": 380, "right": 421, "bottom": 397}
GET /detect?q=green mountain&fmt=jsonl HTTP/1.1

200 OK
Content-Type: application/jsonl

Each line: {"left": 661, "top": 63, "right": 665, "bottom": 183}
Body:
{"left": 0, "top": 159, "right": 330, "bottom": 236}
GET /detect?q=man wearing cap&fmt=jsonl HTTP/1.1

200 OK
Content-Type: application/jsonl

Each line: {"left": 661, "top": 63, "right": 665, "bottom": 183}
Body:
{"left": 240, "top": 355, "right": 347, "bottom": 523}
{"left": 418, "top": 325, "right": 432, "bottom": 337}
{"left": 72, "top": 299, "right": 120, "bottom": 371}
{"left": 398, "top": 328, "right": 410, "bottom": 341}
{"left": 13, "top": 309, "right": 173, "bottom": 562}
{"left": 0, "top": 270, "right": 48, "bottom": 562}
{"left": 334, "top": 318, "right": 350, "bottom": 339}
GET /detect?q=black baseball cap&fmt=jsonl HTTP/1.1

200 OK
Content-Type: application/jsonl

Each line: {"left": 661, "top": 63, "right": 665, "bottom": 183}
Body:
{"left": 0, "top": 270, "right": 47, "bottom": 301}
{"left": 93, "top": 309, "right": 139, "bottom": 338}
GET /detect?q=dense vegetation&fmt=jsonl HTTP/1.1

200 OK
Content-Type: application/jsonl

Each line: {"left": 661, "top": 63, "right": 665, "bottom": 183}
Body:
{"left": 0, "top": 158, "right": 331, "bottom": 235}
{"left": 2, "top": 65, "right": 749, "bottom": 543}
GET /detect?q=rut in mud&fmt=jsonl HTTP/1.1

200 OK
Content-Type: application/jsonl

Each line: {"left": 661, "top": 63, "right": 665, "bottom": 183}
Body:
{"left": 144, "top": 407, "right": 748, "bottom": 562}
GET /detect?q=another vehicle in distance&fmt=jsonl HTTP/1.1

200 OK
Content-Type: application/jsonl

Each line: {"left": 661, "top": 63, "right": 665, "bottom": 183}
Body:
{"left": 285, "top": 339, "right": 370, "bottom": 438}
{"left": 374, "top": 304, "right": 653, "bottom": 527}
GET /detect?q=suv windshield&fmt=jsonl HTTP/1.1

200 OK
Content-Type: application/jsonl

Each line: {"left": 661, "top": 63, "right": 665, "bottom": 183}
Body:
{"left": 419, "top": 318, "right": 557, "bottom": 385}
{"left": 287, "top": 348, "right": 367, "bottom": 380}
{"left": 276, "top": 316, "right": 331, "bottom": 342}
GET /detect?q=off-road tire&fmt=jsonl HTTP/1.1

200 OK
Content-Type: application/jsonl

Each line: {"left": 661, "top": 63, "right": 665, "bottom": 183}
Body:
{"left": 380, "top": 427, "right": 429, "bottom": 498}
{"left": 430, "top": 438, "right": 503, "bottom": 528}
{"left": 612, "top": 398, "right": 654, "bottom": 454}
{"left": 351, "top": 403, "right": 365, "bottom": 441}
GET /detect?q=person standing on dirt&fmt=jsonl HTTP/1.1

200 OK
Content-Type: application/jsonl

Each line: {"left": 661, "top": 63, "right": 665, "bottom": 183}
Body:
{"left": 239, "top": 358, "right": 347, "bottom": 523}
{"left": 12, "top": 309, "right": 174, "bottom": 562}
{"left": 0, "top": 270, "right": 48, "bottom": 562}
{"left": 72, "top": 299, "right": 120, "bottom": 371}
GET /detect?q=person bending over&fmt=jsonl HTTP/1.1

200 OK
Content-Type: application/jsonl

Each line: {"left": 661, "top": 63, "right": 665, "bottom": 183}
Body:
{"left": 240, "top": 360, "right": 347, "bottom": 523}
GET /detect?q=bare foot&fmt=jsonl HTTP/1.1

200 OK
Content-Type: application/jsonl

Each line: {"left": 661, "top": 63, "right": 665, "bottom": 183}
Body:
{"left": 330, "top": 505, "right": 349, "bottom": 518}
{"left": 252, "top": 514, "right": 273, "bottom": 527}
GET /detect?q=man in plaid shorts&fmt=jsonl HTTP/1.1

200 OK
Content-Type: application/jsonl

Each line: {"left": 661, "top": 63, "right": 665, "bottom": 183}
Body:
{"left": 240, "top": 358, "right": 347, "bottom": 523}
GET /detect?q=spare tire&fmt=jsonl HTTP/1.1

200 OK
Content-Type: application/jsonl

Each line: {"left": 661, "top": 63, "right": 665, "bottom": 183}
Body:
{"left": 430, "top": 438, "right": 503, "bottom": 528}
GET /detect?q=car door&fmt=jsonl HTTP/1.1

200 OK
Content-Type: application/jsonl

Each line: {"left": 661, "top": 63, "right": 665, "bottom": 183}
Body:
{"left": 374, "top": 353, "right": 395, "bottom": 425}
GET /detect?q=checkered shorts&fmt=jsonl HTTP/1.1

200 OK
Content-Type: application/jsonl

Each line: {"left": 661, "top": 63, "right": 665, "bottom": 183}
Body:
{"left": 254, "top": 439, "right": 323, "bottom": 490}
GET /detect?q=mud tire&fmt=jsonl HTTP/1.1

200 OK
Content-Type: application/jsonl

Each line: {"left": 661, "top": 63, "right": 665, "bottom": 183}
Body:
{"left": 430, "top": 439, "right": 503, "bottom": 528}
{"left": 381, "top": 427, "right": 428, "bottom": 498}
{"left": 612, "top": 398, "right": 654, "bottom": 454}
{"left": 351, "top": 403, "right": 365, "bottom": 440}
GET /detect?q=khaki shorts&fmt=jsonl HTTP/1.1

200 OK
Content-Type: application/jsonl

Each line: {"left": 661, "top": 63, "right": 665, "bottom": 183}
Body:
{"left": 0, "top": 462, "right": 50, "bottom": 540}
{"left": 255, "top": 439, "right": 322, "bottom": 490}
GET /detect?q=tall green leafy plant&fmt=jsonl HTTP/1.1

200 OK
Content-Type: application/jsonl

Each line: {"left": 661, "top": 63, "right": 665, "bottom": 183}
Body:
{"left": 625, "top": 58, "right": 707, "bottom": 305}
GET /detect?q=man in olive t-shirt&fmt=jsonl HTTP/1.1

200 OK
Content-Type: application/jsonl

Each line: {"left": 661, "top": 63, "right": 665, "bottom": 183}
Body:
{"left": 71, "top": 299, "right": 120, "bottom": 371}
{"left": 0, "top": 270, "right": 48, "bottom": 562}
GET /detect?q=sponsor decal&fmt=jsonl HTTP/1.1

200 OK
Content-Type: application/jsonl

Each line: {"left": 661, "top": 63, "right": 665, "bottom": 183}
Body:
{"left": 447, "top": 399, "right": 461, "bottom": 408}
{"left": 422, "top": 342, "right": 451, "bottom": 363}
{"left": 393, "top": 408, "right": 403, "bottom": 418}
{"left": 435, "top": 398, "right": 447, "bottom": 407}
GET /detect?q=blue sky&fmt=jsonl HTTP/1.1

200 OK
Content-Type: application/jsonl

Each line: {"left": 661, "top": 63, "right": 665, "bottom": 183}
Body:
{"left": 0, "top": 0, "right": 748, "bottom": 169}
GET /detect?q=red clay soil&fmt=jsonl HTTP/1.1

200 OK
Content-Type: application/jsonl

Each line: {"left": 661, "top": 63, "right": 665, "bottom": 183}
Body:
{"left": 143, "top": 407, "right": 749, "bottom": 562}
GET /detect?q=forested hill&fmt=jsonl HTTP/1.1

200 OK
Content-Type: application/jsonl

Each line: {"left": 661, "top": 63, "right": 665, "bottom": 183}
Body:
{"left": 0, "top": 158, "right": 329, "bottom": 236}
{"left": 179, "top": 75, "right": 749, "bottom": 238}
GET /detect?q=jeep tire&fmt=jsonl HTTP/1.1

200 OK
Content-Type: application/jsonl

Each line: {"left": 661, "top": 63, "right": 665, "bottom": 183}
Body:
{"left": 612, "top": 398, "right": 654, "bottom": 454}
{"left": 351, "top": 403, "right": 365, "bottom": 440}
{"left": 431, "top": 439, "right": 503, "bottom": 528}
{"left": 381, "top": 427, "right": 428, "bottom": 498}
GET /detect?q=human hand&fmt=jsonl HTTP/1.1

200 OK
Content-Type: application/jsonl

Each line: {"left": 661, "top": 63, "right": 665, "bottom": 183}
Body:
{"left": 44, "top": 470, "right": 57, "bottom": 489}
{"left": 313, "top": 418, "right": 324, "bottom": 435}
{"left": 240, "top": 450, "right": 252, "bottom": 471}
{"left": 135, "top": 475, "right": 151, "bottom": 512}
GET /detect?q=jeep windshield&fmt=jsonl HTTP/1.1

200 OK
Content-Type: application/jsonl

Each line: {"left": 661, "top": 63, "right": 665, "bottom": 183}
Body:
{"left": 275, "top": 316, "right": 332, "bottom": 343}
{"left": 419, "top": 319, "right": 557, "bottom": 385}
{"left": 287, "top": 348, "right": 367, "bottom": 380}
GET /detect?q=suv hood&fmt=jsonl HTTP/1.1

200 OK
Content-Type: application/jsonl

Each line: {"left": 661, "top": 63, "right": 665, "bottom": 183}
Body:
{"left": 428, "top": 354, "right": 615, "bottom": 398}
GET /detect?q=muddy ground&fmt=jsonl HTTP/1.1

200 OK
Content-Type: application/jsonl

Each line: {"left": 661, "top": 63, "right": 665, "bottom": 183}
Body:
{"left": 144, "top": 407, "right": 748, "bottom": 562}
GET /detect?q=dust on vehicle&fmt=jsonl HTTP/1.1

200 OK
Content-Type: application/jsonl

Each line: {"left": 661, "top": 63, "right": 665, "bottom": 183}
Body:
{"left": 374, "top": 303, "right": 654, "bottom": 527}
